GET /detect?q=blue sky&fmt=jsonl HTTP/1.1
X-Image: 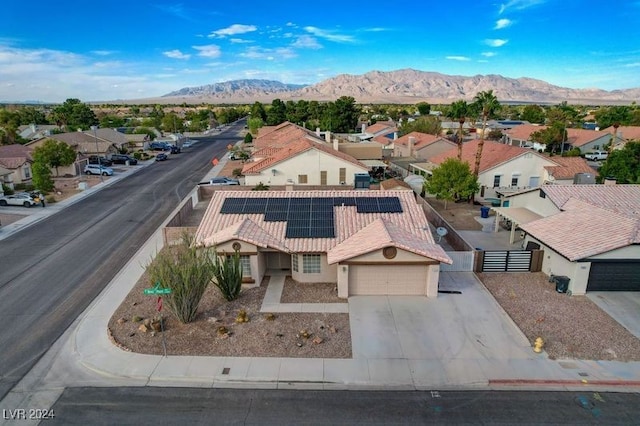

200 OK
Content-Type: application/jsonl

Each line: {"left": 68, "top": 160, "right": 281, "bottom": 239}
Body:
{"left": 1, "top": 0, "right": 639, "bottom": 103}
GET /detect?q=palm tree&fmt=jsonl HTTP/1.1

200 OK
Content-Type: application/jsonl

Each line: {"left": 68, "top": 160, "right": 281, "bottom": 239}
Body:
{"left": 447, "top": 100, "right": 469, "bottom": 160}
{"left": 472, "top": 90, "right": 500, "bottom": 178}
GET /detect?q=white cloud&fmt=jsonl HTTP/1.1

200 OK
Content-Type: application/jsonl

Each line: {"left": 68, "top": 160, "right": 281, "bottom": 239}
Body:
{"left": 240, "top": 46, "right": 296, "bottom": 60}
{"left": 163, "top": 49, "right": 191, "bottom": 59}
{"left": 482, "top": 52, "right": 497, "bottom": 57}
{"left": 229, "top": 38, "right": 253, "bottom": 44}
{"left": 292, "top": 35, "right": 322, "bottom": 49}
{"left": 209, "top": 24, "right": 257, "bottom": 38}
{"left": 494, "top": 19, "right": 512, "bottom": 29}
{"left": 91, "top": 50, "right": 116, "bottom": 56}
{"left": 446, "top": 56, "right": 471, "bottom": 61}
{"left": 485, "top": 39, "right": 508, "bottom": 47}
{"left": 304, "top": 26, "right": 355, "bottom": 43}
{"left": 624, "top": 62, "right": 640, "bottom": 67}
{"left": 192, "top": 44, "right": 221, "bottom": 58}
{"left": 499, "top": 0, "right": 546, "bottom": 14}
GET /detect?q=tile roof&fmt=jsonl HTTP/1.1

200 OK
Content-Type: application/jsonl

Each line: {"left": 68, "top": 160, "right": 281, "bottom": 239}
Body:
{"left": 394, "top": 132, "right": 449, "bottom": 149}
{"left": 0, "top": 144, "right": 33, "bottom": 169}
{"left": 33, "top": 132, "right": 115, "bottom": 154}
{"left": 520, "top": 198, "right": 640, "bottom": 261}
{"left": 504, "top": 124, "right": 546, "bottom": 141}
{"left": 541, "top": 184, "right": 640, "bottom": 219}
{"left": 379, "top": 178, "right": 413, "bottom": 190}
{"left": 605, "top": 125, "right": 640, "bottom": 141}
{"left": 241, "top": 136, "right": 367, "bottom": 175}
{"left": 253, "top": 122, "right": 314, "bottom": 149}
{"left": 365, "top": 121, "right": 397, "bottom": 136}
{"left": 428, "top": 139, "right": 542, "bottom": 173}
{"left": 194, "top": 190, "right": 451, "bottom": 264}
{"left": 543, "top": 156, "right": 597, "bottom": 180}
{"left": 565, "top": 128, "right": 609, "bottom": 147}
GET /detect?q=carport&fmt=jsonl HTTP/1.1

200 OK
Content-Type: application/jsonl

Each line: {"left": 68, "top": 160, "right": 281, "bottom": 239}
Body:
{"left": 491, "top": 207, "right": 542, "bottom": 244}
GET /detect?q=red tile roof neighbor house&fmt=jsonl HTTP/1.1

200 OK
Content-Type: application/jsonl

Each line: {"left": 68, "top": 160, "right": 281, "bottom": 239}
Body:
{"left": 604, "top": 125, "right": 640, "bottom": 141}
{"left": 0, "top": 144, "right": 33, "bottom": 169}
{"left": 543, "top": 156, "right": 597, "bottom": 180}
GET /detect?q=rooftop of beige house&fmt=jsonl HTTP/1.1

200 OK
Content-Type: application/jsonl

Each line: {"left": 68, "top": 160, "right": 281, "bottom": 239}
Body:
{"left": 565, "top": 128, "right": 610, "bottom": 147}
{"left": 365, "top": 121, "right": 397, "bottom": 136}
{"left": 504, "top": 124, "right": 546, "bottom": 140}
{"left": 394, "top": 131, "right": 450, "bottom": 149}
{"left": 543, "top": 156, "right": 597, "bottom": 180}
{"left": 541, "top": 184, "right": 640, "bottom": 219}
{"left": 379, "top": 178, "right": 413, "bottom": 190}
{"left": 0, "top": 144, "right": 33, "bottom": 169}
{"left": 428, "top": 140, "right": 546, "bottom": 173}
{"left": 254, "top": 122, "right": 313, "bottom": 149}
{"left": 194, "top": 189, "right": 450, "bottom": 263}
{"left": 604, "top": 125, "right": 640, "bottom": 141}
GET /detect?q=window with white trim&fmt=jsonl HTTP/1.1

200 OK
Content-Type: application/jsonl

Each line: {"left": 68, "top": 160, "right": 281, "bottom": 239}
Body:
{"left": 493, "top": 175, "right": 501, "bottom": 188}
{"left": 511, "top": 176, "right": 519, "bottom": 187}
{"left": 23, "top": 166, "right": 31, "bottom": 179}
{"left": 239, "top": 255, "right": 251, "bottom": 277}
{"left": 302, "top": 254, "right": 321, "bottom": 273}
{"left": 292, "top": 254, "right": 299, "bottom": 272}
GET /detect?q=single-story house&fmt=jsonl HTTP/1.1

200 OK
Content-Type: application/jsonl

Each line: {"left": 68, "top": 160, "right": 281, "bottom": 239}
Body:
{"left": 542, "top": 156, "right": 597, "bottom": 184}
{"left": 504, "top": 125, "right": 624, "bottom": 153}
{"left": 605, "top": 125, "right": 640, "bottom": 150}
{"left": 18, "top": 124, "right": 60, "bottom": 140}
{"left": 254, "top": 122, "right": 311, "bottom": 149}
{"left": 194, "top": 189, "right": 452, "bottom": 298}
{"left": 361, "top": 121, "right": 397, "bottom": 140}
{"left": 427, "top": 140, "right": 558, "bottom": 199}
{"left": 242, "top": 136, "right": 370, "bottom": 186}
{"left": 393, "top": 131, "right": 456, "bottom": 160}
{"left": 503, "top": 124, "right": 547, "bottom": 150}
{"left": 494, "top": 185, "right": 640, "bottom": 294}
{"left": 0, "top": 144, "right": 33, "bottom": 188}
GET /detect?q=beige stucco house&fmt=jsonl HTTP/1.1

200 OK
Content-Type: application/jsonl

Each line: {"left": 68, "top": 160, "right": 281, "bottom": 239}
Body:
{"left": 194, "top": 189, "right": 452, "bottom": 298}
{"left": 0, "top": 144, "right": 33, "bottom": 188}
{"left": 393, "top": 132, "right": 456, "bottom": 160}
{"left": 494, "top": 185, "right": 640, "bottom": 294}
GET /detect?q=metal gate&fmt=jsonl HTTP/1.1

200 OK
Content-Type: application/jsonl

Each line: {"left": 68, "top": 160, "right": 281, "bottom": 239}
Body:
{"left": 482, "top": 250, "right": 532, "bottom": 272}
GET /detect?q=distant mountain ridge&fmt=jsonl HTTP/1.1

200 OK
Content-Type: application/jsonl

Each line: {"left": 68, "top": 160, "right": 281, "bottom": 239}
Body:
{"left": 160, "top": 69, "right": 640, "bottom": 104}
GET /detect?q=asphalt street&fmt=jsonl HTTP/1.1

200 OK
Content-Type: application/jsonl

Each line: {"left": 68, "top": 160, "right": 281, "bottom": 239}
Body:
{"left": 44, "top": 387, "right": 640, "bottom": 425}
{"left": 0, "top": 122, "right": 246, "bottom": 400}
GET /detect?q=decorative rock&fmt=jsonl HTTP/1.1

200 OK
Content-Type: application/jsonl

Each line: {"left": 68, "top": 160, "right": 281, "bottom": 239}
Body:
{"left": 132, "top": 302, "right": 138, "bottom": 306}
{"left": 143, "top": 318, "right": 151, "bottom": 327}
{"left": 312, "top": 337, "right": 323, "bottom": 344}
{"left": 265, "top": 313, "right": 276, "bottom": 321}
{"left": 207, "top": 317, "right": 219, "bottom": 323}
{"left": 296, "top": 342, "right": 303, "bottom": 347}
{"left": 129, "top": 332, "right": 136, "bottom": 337}
{"left": 299, "top": 329, "right": 311, "bottom": 339}
{"left": 132, "top": 315, "right": 143, "bottom": 323}
{"left": 151, "top": 320, "right": 162, "bottom": 332}
{"left": 138, "top": 323, "right": 150, "bottom": 333}
{"left": 117, "top": 318, "right": 127, "bottom": 325}
{"left": 329, "top": 326, "right": 337, "bottom": 333}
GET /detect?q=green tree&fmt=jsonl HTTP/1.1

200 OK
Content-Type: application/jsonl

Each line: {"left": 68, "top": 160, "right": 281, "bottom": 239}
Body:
{"left": 31, "top": 161, "right": 54, "bottom": 192}
{"left": 161, "top": 113, "right": 184, "bottom": 133}
{"left": 244, "top": 132, "right": 253, "bottom": 144}
{"left": 521, "top": 105, "right": 546, "bottom": 124}
{"left": 472, "top": 90, "right": 500, "bottom": 178}
{"left": 266, "top": 99, "right": 287, "bottom": 125}
{"left": 400, "top": 116, "right": 442, "bottom": 136}
{"left": 32, "top": 139, "right": 77, "bottom": 177}
{"left": 594, "top": 106, "right": 633, "bottom": 129}
{"left": 416, "top": 102, "right": 431, "bottom": 115}
{"left": 424, "top": 158, "right": 480, "bottom": 209}
{"left": 598, "top": 141, "right": 640, "bottom": 183}
{"left": 146, "top": 234, "right": 215, "bottom": 324}
{"left": 247, "top": 117, "right": 264, "bottom": 134}
{"left": 531, "top": 122, "right": 566, "bottom": 153}
{"left": 321, "top": 96, "right": 360, "bottom": 133}
{"left": 250, "top": 102, "right": 267, "bottom": 121}
{"left": 50, "top": 98, "right": 98, "bottom": 130}
{"left": 447, "top": 100, "right": 470, "bottom": 160}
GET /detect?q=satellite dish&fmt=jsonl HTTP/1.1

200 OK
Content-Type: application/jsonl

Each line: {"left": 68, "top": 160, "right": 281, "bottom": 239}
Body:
{"left": 436, "top": 227, "right": 448, "bottom": 242}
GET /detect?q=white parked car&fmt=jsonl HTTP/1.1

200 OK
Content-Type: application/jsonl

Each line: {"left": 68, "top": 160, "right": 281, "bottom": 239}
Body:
{"left": 584, "top": 151, "right": 608, "bottom": 161}
{"left": 0, "top": 192, "right": 39, "bottom": 207}
{"left": 84, "top": 164, "right": 114, "bottom": 176}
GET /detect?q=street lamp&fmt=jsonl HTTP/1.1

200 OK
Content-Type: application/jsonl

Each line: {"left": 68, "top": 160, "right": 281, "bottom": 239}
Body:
{"left": 90, "top": 125, "right": 104, "bottom": 183}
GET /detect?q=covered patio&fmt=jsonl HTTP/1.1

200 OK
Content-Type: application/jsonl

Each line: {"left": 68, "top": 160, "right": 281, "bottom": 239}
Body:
{"left": 491, "top": 207, "right": 543, "bottom": 244}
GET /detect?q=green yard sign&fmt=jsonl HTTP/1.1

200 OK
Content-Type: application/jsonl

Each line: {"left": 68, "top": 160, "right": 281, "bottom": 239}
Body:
{"left": 143, "top": 281, "right": 172, "bottom": 295}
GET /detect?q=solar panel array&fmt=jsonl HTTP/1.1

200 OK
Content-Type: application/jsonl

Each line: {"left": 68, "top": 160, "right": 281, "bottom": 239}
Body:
{"left": 219, "top": 197, "right": 403, "bottom": 239}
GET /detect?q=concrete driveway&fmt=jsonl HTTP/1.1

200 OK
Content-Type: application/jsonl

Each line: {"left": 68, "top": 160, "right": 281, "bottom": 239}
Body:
{"left": 588, "top": 292, "right": 640, "bottom": 339}
{"left": 348, "top": 272, "right": 534, "bottom": 361}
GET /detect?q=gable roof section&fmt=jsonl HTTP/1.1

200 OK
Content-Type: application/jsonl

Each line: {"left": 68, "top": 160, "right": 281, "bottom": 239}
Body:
{"left": 566, "top": 128, "right": 609, "bottom": 148}
{"left": 520, "top": 198, "right": 639, "bottom": 261}
{"left": 605, "top": 125, "right": 640, "bottom": 141}
{"left": 327, "top": 218, "right": 451, "bottom": 264}
{"left": 541, "top": 184, "right": 640, "bottom": 219}
{"left": 504, "top": 124, "right": 546, "bottom": 141}
{"left": 428, "top": 139, "right": 547, "bottom": 174}
{"left": 379, "top": 178, "right": 412, "bottom": 190}
{"left": 394, "top": 131, "right": 450, "bottom": 150}
{"left": 0, "top": 144, "right": 33, "bottom": 169}
{"left": 253, "top": 122, "right": 315, "bottom": 149}
{"left": 543, "top": 156, "right": 597, "bottom": 180}
{"left": 34, "top": 132, "right": 115, "bottom": 153}
{"left": 242, "top": 136, "right": 368, "bottom": 175}
{"left": 195, "top": 190, "right": 451, "bottom": 264}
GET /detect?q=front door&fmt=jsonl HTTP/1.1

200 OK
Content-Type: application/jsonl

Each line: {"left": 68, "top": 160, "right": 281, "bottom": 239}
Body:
{"left": 266, "top": 252, "right": 291, "bottom": 270}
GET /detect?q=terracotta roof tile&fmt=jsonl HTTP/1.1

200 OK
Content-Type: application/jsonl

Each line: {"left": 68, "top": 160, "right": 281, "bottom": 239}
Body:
{"left": 394, "top": 131, "right": 448, "bottom": 149}
{"left": 428, "top": 140, "right": 540, "bottom": 173}
{"left": 542, "top": 184, "right": 640, "bottom": 219}
{"left": 566, "top": 128, "right": 610, "bottom": 148}
{"left": 0, "top": 144, "right": 33, "bottom": 168}
{"left": 194, "top": 190, "right": 451, "bottom": 264}
{"left": 504, "top": 124, "right": 546, "bottom": 141}
{"left": 604, "top": 125, "right": 640, "bottom": 141}
{"left": 379, "top": 178, "right": 412, "bottom": 190}
{"left": 543, "top": 156, "right": 597, "bottom": 180}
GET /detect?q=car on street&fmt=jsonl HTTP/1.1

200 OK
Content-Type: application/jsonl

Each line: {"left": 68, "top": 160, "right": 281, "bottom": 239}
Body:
{"left": 0, "top": 192, "right": 39, "bottom": 207}
{"left": 182, "top": 140, "right": 195, "bottom": 148}
{"left": 584, "top": 150, "right": 608, "bottom": 161}
{"left": 88, "top": 155, "right": 113, "bottom": 167}
{"left": 109, "top": 154, "right": 138, "bottom": 165}
{"left": 201, "top": 177, "right": 240, "bottom": 186}
{"left": 155, "top": 153, "right": 168, "bottom": 161}
{"left": 84, "top": 164, "right": 114, "bottom": 176}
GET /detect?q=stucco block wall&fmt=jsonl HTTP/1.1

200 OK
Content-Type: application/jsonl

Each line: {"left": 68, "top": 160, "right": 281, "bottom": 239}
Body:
{"left": 338, "top": 143, "right": 382, "bottom": 160}
{"left": 506, "top": 190, "right": 561, "bottom": 217}
{"left": 479, "top": 154, "right": 555, "bottom": 198}
{"left": 291, "top": 253, "right": 338, "bottom": 283}
{"left": 532, "top": 237, "right": 589, "bottom": 295}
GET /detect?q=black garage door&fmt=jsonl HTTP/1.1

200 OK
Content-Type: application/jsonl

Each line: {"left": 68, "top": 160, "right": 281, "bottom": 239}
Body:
{"left": 587, "top": 261, "right": 640, "bottom": 291}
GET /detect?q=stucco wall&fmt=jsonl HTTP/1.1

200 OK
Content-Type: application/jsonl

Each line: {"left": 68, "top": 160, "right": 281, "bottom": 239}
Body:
{"left": 291, "top": 253, "right": 338, "bottom": 283}
{"left": 479, "top": 153, "right": 555, "bottom": 199}
{"left": 345, "top": 247, "right": 433, "bottom": 263}
{"left": 506, "top": 189, "right": 561, "bottom": 217}
{"left": 529, "top": 236, "right": 589, "bottom": 295}
{"left": 244, "top": 149, "right": 368, "bottom": 186}
{"left": 338, "top": 143, "right": 382, "bottom": 160}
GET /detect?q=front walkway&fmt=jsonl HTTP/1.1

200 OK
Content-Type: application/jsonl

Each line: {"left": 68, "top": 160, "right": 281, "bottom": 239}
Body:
{"left": 260, "top": 270, "right": 349, "bottom": 313}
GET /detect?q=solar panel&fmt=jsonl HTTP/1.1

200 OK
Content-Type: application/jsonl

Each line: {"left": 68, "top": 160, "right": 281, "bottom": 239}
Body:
{"left": 333, "top": 197, "right": 356, "bottom": 206}
{"left": 309, "top": 227, "right": 335, "bottom": 238}
{"left": 378, "top": 197, "right": 403, "bottom": 213}
{"left": 285, "top": 226, "right": 311, "bottom": 238}
{"left": 264, "top": 211, "right": 288, "bottom": 221}
{"left": 220, "top": 198, "right": 246, "bottom": 214}
{"left": 356, "top": 198, "right": 380, "bottom": 213}
{"left": 267, "top": 198, "right": 289, "bottom": 209}
{"left": 290, "top": 197, "right": 312, "bottom": 206}
{"left": 243, "top": 198, "right": 268, "bottom": 214}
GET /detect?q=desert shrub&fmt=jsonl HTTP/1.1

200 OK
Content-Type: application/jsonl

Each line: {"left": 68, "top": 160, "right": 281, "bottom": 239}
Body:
{"left": 252, "top": 182, "right": 270, "bottom": 191}
{"left": 211, "top": 250, "right": 243, "bottom": 301}
{"left": 232, "top": 168, "right": 243, "bottom": 177}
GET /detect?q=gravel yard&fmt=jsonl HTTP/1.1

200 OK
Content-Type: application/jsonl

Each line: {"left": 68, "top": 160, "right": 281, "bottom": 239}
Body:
{"left": 478, "top": 272, "right": 640, "bottom": 361}
{"left": 280, "top": 277, "right": 346, "bottom": 303}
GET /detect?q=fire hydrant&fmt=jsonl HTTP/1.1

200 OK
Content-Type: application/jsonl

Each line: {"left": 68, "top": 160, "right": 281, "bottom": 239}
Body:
{"left": 533, "top": 337, "right": 544, "bottom": 353}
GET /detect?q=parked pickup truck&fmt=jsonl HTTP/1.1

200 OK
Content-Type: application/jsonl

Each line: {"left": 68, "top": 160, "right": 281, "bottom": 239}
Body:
{"left": 584, "top": 151, "right": 608, "bottom": 161}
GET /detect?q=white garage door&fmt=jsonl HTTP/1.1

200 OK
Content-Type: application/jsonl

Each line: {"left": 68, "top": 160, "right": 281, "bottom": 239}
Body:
{"left": 348, "top": 265, "right": 428, "bottom": 296}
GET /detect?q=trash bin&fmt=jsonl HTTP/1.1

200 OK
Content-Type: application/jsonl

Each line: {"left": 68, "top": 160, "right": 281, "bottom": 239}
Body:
{"left": 554, "top": 276, "right": 570, "bottom": 293}
{"left": 480, "top": 206, "right": 490, "bottom": 218}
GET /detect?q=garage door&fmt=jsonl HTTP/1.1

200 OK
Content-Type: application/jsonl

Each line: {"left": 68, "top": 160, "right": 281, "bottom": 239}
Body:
{"left": 587, "top": 261, "right": 640, "bottom": 291}
{"left": 348, "top": 265, "right": 427, "bottom": 296}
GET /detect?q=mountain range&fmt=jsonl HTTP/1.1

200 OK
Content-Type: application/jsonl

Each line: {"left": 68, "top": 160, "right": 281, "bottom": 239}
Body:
{"left": 158, "top": 69, "right": 640, "bottom": 104}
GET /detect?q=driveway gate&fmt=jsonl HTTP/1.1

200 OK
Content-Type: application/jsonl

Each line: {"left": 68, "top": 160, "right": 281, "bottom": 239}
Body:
{"left": 481, "top": 250, "right": 533, "bottom": 272}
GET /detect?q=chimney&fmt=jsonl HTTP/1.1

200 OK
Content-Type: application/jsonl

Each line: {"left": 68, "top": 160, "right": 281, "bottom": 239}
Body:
{"left": 333, "top": 138, "right": 339, "bottom": 152}
{"left": 316, "top": 127, "right": 321, "bottom": 137}
{"left": 604, "top": 177, "right": 617, "bottom": 186}
{"left": 325, "top": 131, "right": 331, "bottom": 143}
{"left": 408, "top": 136, "right": 415, "bottom": 157}
{"left": 361, "top": 123, "right": 366, "bottom": 133}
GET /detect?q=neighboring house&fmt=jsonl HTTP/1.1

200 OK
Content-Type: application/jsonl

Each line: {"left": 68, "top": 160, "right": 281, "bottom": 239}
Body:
{"left": 604, "top": 125, "right": 640, "bottom": 150}
{"left": 194, "top": 189, "right": 452, "bottom": 298}
{"left": 254, "top": 122, "right": 311, "bottom": 149}
{"left": 486, "top": 120, "right": 531, "bottom": 132}
{"left": 0, "top": 144, "right": 33, "bottom": 188}
{"left": 0, "top": 166, "right": 13, "bottom": 194}
{"left": 504, "top": 125, "right": 623, "bottom": 153}
{"left": 427, "top": 140, "right": 558, "bottom": 198}
{"left": 393, "top": 132, "right": 456, "bottom": 160}
{"left": 542, "top": 156, "right": 597, "bottom": 184}
{"left": 18, "top": 124, "right": 60, "bottom": 140}
{"left": 495, "top": 185, "right": 640, "bottom": 294}
{"left": 337, "top": 141, "right": 384, "bottom": 162}
{"left": 242, "top": 136, "right": 369, "bottom": 186}
{"left": 362, "top": 121, "right": 397, "bottom": 141}
{"left": 503, "top": 124, "right": 547, "bottom": 150}
{"left": 379, "top": 178, "right": 413, "bottom": 192}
